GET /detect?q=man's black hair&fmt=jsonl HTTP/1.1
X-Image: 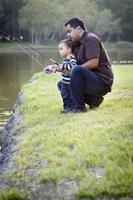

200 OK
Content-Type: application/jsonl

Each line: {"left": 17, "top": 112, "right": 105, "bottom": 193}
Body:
{"left": 65, "top": 18, "right": 86, "bottom": 31}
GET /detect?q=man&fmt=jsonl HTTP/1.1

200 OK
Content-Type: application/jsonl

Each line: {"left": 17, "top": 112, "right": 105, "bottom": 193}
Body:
{"left": 44, "top": 18, "right": 114, "bottom": 113}
{"left": 64, "top": 18, "right": 114, "bottom": 112}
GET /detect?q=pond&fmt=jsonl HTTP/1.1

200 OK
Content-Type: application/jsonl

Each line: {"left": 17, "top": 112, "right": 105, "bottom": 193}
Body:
{"left": 0, "top": 47, "right": 133, "bottom": 129}
{"left": 0, "top": 48, "right": 59, "bottom": 129}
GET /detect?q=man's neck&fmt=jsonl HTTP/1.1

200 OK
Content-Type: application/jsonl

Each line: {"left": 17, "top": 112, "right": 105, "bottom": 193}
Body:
{"left": 79, "top": 30, "right": 85, "bottom": 40}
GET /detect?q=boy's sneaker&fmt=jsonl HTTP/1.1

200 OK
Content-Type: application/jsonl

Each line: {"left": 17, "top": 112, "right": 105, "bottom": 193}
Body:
{"left": 60, "top": 107, "right": 87, "bottom": 114}
{"left": 89, "top": 97, "right": 104, "bottom": 110}
{"left": 60, "top": 108, "right": 73, "bottom": 114}
{"left": 71, "top": 107, "right": 87, "bottom": 113}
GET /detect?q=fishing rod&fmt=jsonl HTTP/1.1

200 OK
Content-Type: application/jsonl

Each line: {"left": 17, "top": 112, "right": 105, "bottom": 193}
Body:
{"left": 0, "top": 30, "right": 59, "bottom": 65}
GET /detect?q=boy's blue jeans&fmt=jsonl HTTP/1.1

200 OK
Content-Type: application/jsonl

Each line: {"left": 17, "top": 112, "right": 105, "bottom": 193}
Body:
{"left": 57, "top": 81, "right": 73, "bottom": 110}
{"left": 70, "top": 66, "right": 109, "bottom": 109}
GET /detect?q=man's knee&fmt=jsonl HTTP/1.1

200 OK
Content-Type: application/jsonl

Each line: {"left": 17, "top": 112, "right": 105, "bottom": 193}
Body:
{"left": 71, "top": 65, "right": 82, "bottom": 76}
{"left": 71, "top": 65, "right": 91, "bottom": 77}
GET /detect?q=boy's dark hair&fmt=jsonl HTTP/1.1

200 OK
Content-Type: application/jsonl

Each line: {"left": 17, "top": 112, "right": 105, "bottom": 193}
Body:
{"left": 65, "top": 18, "right": 86, "bottom": 31}
{"left": 59, "top": 39, "right": 75, "bottom": 53}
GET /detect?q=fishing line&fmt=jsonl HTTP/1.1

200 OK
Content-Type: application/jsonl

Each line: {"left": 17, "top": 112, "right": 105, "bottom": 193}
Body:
{"left": 0, "top": 30, "right": 59, "bottom": 65}
{"left": 0, "top": 33, "right": 45, "bottom": 68}
{"left": 16, "top": 43, "right": 44, "bottom": 68}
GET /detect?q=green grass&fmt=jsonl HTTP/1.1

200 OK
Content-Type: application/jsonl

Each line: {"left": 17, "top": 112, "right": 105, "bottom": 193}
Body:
{"left": 0, "top": 188, "right": 28, "bottom": 200}
{"left": 105, "top": 41, "right": 133, "bottom": 49}
{"left": 0, "top": 42, "right": 17, "bottom": 48}
{"left": 0, "top": 65, "right": 133, "bottom": 199}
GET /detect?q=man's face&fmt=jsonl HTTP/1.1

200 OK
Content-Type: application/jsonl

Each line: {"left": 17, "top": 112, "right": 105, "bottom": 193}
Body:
{"left": 65, "top": 24, "right": 80, "bottom": 42}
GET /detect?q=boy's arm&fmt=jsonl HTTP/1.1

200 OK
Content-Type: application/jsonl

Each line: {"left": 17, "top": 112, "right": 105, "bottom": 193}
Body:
{"left": 62, "top": 58, "right": 77, "bottom": 71}
{"left": 44, "top": 57, "right": 77, "bottom": 74}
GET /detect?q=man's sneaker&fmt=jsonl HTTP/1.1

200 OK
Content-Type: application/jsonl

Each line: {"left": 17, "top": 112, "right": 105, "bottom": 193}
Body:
{"left": 90, "top": 97, "right": 104, "bottom": 110}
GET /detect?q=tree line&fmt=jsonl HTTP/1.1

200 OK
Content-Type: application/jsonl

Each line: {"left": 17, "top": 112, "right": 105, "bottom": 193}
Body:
{"left": 0, "top": 0, "right": 132, "bottom": 44}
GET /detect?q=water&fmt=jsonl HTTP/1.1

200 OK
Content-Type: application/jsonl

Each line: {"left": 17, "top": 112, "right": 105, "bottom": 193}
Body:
{"left": 0, "top": 47, "right": 133, "bottom": 129}
{"left": 0, "top": 48, "right": 59, "bottom": 129}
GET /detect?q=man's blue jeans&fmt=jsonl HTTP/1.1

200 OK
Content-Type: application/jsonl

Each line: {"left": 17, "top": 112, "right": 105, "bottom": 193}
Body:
{"left": 70, "top": 66, "right": 109, "bottom": 109}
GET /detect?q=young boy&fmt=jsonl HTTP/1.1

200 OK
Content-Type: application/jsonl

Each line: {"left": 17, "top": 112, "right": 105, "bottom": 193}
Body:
{"left": 44, "top": 39, "right": 77, "bottom": 113}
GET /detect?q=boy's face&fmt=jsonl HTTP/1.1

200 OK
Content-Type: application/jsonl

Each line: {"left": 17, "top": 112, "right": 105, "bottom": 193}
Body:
{"left": 65, "top": 24, "right": 81, "bottom": 42}
{"left": 58, "top": 43, "right": 71, "bottom": 58}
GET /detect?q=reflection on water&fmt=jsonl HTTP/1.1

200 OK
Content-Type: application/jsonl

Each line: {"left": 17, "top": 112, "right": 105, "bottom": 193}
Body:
{"left": 0, "top": 48, "right": 133, "bottom": 129}
{"left": 0, "top": 110, "right": 11, "bottom": 127}
{"left": 0, "top": 49, "right": 59, "bottom": 129}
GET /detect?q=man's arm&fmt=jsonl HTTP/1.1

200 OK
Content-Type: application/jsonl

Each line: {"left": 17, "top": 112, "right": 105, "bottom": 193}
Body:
{"left": 82, "top": 58, "right": 99, "bottom": 70}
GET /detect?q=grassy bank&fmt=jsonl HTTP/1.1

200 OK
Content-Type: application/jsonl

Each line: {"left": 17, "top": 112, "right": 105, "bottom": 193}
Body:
{"left": 0, "top": 65, "right": 133, "bottom": 199}
{"left": 105, "top": 41, "right": 133, "bottom": 49}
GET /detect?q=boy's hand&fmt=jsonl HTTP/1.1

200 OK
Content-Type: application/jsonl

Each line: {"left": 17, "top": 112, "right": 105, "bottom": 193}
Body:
{"left": 44, "top": 65, "right": 56, "bottom": 74}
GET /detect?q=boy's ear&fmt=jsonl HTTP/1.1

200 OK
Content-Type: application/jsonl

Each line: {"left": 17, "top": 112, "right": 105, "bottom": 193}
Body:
{"left": 68, "top": 47, "right": 72, "bottom": 52}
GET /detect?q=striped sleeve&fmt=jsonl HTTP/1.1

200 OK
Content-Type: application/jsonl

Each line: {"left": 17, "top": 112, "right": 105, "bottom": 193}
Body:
{"left": 62, "top": 56, "right": 77, "bottom": 71}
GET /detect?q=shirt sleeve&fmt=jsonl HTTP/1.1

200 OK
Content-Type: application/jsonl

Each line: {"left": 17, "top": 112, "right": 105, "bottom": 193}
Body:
{"left": 62, "top": 58, "right": 77, "bottom": 71}
{"left": 85, "top": 36, "right": 100, "bottom": 60}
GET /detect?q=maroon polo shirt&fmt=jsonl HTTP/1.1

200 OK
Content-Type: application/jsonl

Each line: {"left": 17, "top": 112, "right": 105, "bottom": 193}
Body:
{"left": 74, "top": 32, "right": 114, "bottom": 91}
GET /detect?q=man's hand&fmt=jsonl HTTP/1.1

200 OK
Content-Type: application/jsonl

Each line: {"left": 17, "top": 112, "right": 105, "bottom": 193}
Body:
{"left": 44, "top": 65, "right": 56, "bottom": 74}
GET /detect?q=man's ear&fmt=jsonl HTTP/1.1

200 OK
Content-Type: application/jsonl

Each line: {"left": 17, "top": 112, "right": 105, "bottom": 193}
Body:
{"left": 77, "top": 26, "right": 82, "bottom": 32}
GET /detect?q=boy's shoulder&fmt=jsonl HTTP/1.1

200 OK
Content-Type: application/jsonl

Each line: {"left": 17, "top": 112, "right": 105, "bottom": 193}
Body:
{"left": 63, "top": 55, "right": 76, "bottom": 62}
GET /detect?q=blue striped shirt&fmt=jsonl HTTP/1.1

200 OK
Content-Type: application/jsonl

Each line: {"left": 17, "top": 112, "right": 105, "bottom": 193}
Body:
{"left": 61, "top": 56, "right": 77, "bottom": 84}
